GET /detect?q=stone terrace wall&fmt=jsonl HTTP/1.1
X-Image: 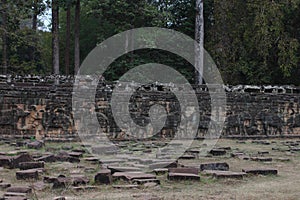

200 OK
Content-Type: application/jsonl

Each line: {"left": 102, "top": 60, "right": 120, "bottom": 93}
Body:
{"left": 0, "top": 75, "right": 300, "bottom": 139}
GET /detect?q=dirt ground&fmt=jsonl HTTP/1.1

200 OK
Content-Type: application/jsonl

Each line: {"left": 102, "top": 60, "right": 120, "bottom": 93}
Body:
{"left": 0, "top": 138, "right": 299, "bottom": 200}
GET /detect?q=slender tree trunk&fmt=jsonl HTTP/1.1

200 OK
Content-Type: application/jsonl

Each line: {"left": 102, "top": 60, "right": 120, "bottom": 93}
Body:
{"left": 195, "top": 0, "right": 204, "bottom": 85}
{"left": 74, "top": 0, "right": 80, "bottom": 75}
{"left": 32, "top": 0, "right": 38, "bottom": 31}
{"left": 52, "top": 0, "right": 60, "bottom": 75}
{"left": 65, "top": 5, "right": 71, "bottom": 75}
{"left": 2, "top": 0, "right": 8, "bottom": 74}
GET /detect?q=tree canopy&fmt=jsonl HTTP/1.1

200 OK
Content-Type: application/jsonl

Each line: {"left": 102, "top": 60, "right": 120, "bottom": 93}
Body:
{"left": 0, "top": 0, "right": 300, "bottom": 85}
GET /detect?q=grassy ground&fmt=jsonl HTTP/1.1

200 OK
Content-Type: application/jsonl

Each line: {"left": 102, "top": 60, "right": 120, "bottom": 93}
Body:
{"left": 0, "top": 139, "right": 300, "bottom": 200}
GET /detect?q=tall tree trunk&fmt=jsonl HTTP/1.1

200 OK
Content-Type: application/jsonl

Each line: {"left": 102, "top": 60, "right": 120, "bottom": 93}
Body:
{"left": 32, "top": 0, "right": 38, "bottom": 31}
{"left": 65, "top": 5, "right": 71, "bottom": 75}
{"left": 74, "top": 0, "right": 80, "bottom": 75}
{"left": 52, "top": 0, "right": 60, "bottom": 75}
{"left": 1, "top": 0, "right": 8, "bottom": 74}
{"left": 195, "top": 0, "right": 204, "bottom": 85}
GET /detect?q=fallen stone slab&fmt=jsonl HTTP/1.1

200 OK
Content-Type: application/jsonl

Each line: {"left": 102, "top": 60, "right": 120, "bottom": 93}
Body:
{"left": 19, "top": 162, "right": 44, "bottom": 170}
{"left": 26, "top": 141, "right": 44, "bottom": 149}
{"left": 52, "top": 177, "right": 72, "bottom": 189}
{"left": 168, "top": 168, "right": 199, "bottom": 175}
{"left": 148, "top": 161, "right": 178, "bottom": 170}
{"left": 99, "top": 159, "right": 126, "bottom": 164}
{"left": 11, "top": 154, "right": 34, "bottom": 169}
{"left": 16, "top": 169, "right": 39, "bottom": 180}
{"left": 0, "top": 156, "right": 13, "bottom": 168}
{"left": 0, "top": 154, "right": 34, "bottom": 169}
{"left": 72, "top": 186, "right": 99, "bottom": 192}
{"left": 242, "top": 168, "right": 278, "bottom": 175}
{"left": 275, "top": 158, "right": 290, "bottom": 162}
{"left": 203, "top": 170, "right": 246, "bottom": 179}
{"left": 113, "top": 185, "right": 139, "bottom": 189}
{"left": 200, "top": 162, "right": 229, "bottom": 171}
{"left": 68, "top": 152, "right": 83, "bottom": 158}
{"left": 4, "top": 193, "right": 27, "bottom": 198}
{"left": 231, "top": 152, "right": 245, "bottom": 158}
{"left": 108, "top": 166, "right": 142, "bottom": 174}
{"left": 178, "top": 155, "right": 196, "bottom": 160}
{"left": 43, "top": 176, "right": 57, "bottom": 183}
{"left": 53, "top": 197, "right": 66, "bottom": 200}
{"left": 92, "top": 146, "right": 118, "bottom": 154}
{"left": 258, "top": 151, "right": 269, "bottom": 155}
{"left": 250, "top": 157, "right": 272, "bottom": 162}
{"left": 132, "top": 179, "right": 160, "bottom": 185}
{"left": 0, "top": 183, "right": 11, "bottom": 189}
{"left": 35, "top": 154, "right": 56, "bottom": 163}
{"left": 1, "top": 196, "right": 27, "bottom": 200}
{"left": 153, "top": 168, "right": 168, "bottom": 175}
{"left": 94, "top": 169, "right": 112, "bottom": 185}
{"left": 113, "top": 172, "right": 156, "bottom": 181}
{"left": 167, "top": 173, "right": 200, "bottom": 181}
{"left": 71, "top": 175, "right": 90, "bottom": 186}
{"left": 209, "top": 149, "right": 226, "bottom": 156}
{"left": 6, "top": 187, "right": 31, "bottom": 194}
{"left": 32, "top": 182, "right": 47, "bottom": 191}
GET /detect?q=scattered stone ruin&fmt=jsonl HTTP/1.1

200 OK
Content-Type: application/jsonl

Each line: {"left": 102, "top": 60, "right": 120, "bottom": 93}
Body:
{"left": 0, "top": 75, "right": 300, "bottom": 139}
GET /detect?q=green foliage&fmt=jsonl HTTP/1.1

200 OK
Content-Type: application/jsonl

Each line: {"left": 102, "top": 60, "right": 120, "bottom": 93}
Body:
{"left": 1, "top": 0, "right": 300, "bottom": 85}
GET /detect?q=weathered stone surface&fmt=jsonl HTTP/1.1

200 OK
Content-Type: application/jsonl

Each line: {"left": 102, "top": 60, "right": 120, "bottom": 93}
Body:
{"left": 203, "top": 170, "right": 246, "bottom": 179}
{"left": 209, "top": 149, "right": 227, "bottom": 156}
{"left": 148, "top": 161, "right": 178, "bottom": 170}
{"left": 6, "top": 187, "right": 31, "bottom": 194}
{"left": 133, "top": 179, "right": 161, "bottom": 185}
{"left": 168, "top": 168, "right": 199, "bottom": 175}
{"left": 53, "top": 197, "right": 66, "bottom": 200}
{"left": 19, "top": 162, "right": 44, "bottom": 170}
{"left": 52, "top": 175, "right": 89, "bottom": 189}
{"left": 3, "top": 193, "right": 27, "bottom": 199}
{"left": 16, "top": 169, "right": 39, "bottom": 180}
{"left": 35, "top": 154, "right": 56, "bottom": 163}
{"left": 70, "top": 175, "right": 90, "bottom": 186}
{"left": 0, "top": 183, "right": 11, "bottom": 189}
{"left": 113, "top": 172, "right": 156, "bottom": 181}
{"left": 250, "top": 157, "right": 273, "bottom": 162}
{"left": 0, "top": 154, "right": 34, "bottom": 169}
{"left": 167, "top": 173, "right": 200, "bottom": 181}
{"left": 200, "top": 162, "right": 229, "bottom": 171}
{"left": 178, "top": 155, "right": 196, "bottom": 160}
{"left": 153, "top": 168, "right": 168, "bottom": 175}
{"left": 242, "top": 168, "right": 278, "bottom": 175}
{"left": 26, "top": 141, "right": 44, "bottom": 149}
{"left": 94, "top": 169, "right": 112, "bottom": 185}
{"left": 112, "top": 185, "right": 139, "bottom": 189}
{"left": 108, "top": 166, "right": 142, "bottom": 174}
{"left": 68, "top": 152, "right": 83, "bottom": 158}
{"left": 32, "top": 182, "right": 47, "bottom": 191}
{"left": 52, "top": 177, "right": 72, "bottom": 189}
